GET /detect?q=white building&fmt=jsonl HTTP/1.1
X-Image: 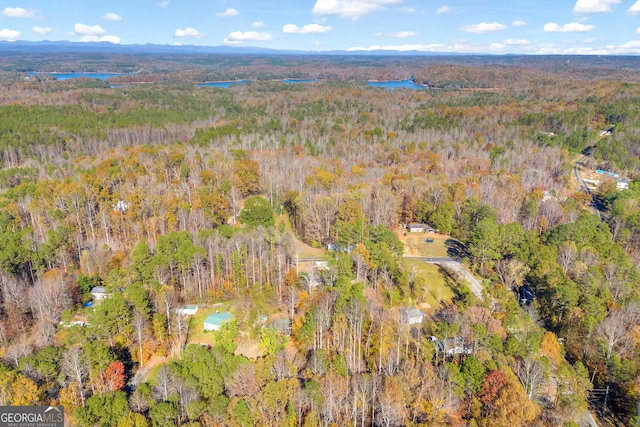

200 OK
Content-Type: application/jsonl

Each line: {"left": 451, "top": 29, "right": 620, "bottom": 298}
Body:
{"left": 176, "top": 304, "right": 199, "bottom": 316}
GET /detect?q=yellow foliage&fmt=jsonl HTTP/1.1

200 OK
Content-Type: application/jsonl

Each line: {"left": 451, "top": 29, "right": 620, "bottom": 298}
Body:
{"left": 315, "top": 169, "right": 335, "bottom": 190}
{"left": 540, "top": 331, "right": 564, "bottom": 367}
{"left": 11, "top": 375, "right": 40, "bottom": 406}
{"left": 350, "top": 165, "right": 365, "bottom": 175}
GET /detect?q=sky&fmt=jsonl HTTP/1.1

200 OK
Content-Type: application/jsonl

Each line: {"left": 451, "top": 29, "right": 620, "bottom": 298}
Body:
{"left": 3, "top": 0, "right": 640, "bottom": 54}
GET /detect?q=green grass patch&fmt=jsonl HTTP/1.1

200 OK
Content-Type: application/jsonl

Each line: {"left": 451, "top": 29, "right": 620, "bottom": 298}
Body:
{"left": 187, "top": 304, "right": 230, "bottom": 346}
{"left": 407, "top": 260, "right": 455, "bottom": 314}
{"left": 402, "top": 233, "right": 462, "bottom": 258}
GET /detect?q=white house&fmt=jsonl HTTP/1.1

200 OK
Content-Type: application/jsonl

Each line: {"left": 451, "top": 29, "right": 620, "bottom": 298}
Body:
{"left": 175, "top": 304, "right": 199, "bottom": 316}
{"left": 438, "top": 337, "right": 472, "bottom": 356}
{"left": 617, "top": 179, "right": 629, "bottom": 191}
{"left": 400, "top": 307, "right": 424, "bottom": 325}
{"left": 407, "top": 223, "right": 434, "bottom": 233}
{"left": 90, "top": 286, "right": 109, "bottom": 301}
{"left": 204, "top": 312, "right": 233, "bottom": 331}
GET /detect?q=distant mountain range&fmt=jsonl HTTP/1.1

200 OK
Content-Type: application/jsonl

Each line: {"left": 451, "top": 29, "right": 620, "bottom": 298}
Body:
{"left": 0, "top": 40, "right": 460, "bottom": 56}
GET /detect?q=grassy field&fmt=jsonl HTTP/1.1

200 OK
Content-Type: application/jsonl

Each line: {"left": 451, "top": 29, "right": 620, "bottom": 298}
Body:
{"left": 398, "top": 229, "right": 466, "bottom": 259}
{"left": 186, "top": 304, "right": 230, "bottom": 346}
{"left": 407, "top": 259, "right": 455, "bottom": 314}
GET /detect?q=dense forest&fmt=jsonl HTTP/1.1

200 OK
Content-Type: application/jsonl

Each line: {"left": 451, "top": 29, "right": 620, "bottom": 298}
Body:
{"left": 0, "top": 53, "right": 640, "bottom": 426}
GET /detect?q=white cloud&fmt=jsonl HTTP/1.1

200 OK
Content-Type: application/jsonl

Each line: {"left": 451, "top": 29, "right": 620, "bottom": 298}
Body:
{"left": 74, "top": 23, "right": 106, "bottom": 36}
{"left": 216, "top": 8, "right": 238, "bottom": 17}
{"left": 636, "top": 26, "right": 640, "bottom": 34}
{"left": 544, "top": 22, "right": 596, "bottom": 33}
{"left": 80, "top": 35, "right": 120, "bottom": 43}
{"left": 503, "top": 38, "right": 531, "bottom": 45}
{"left": 283, "top": 23, "right": 332, "bottom": 34}
{"left": 376, "top": 31, "right": 418, "bottom": 38}
{"left": 402, "top": 7, "right": 415, "bottom": 13}
{"left": 174, "top": 27, "right": 203, "bottom": 38}
{"left": 2, "top": 7, "right": 36, "bottom": 18}
{"left": 0, "top": 29, "right": 20, "bottom": 41}
{"left": 32, "top": 26, "right": 52, "bottom": 35}
{"left": 628, "top": 1, "right": 640, "bottom": 14}
{"left": 573, "top": 0, "right": 619, "bottom": 13}
{"left": 460, "top": 22, "right": 507, "bottom": 34}
{"left": 436, "top": 5, "right": 451, "bottom": 14}
{"left": 252, "top": 21, "right": 265, "bottom": 28}
{"left": 103, "top": 13, "right": 122, "bottom": 21}
{"left": 157, "top": 1, "right": 169, "bottom": 8}
{"left": 512, "top": 20, "right": 526, "bottom": 27}
{"left": 223, "top": 31, "right": 273, "bottom": 45}
{"left": 312, "top": 0, "right": 404, "bottom": 19}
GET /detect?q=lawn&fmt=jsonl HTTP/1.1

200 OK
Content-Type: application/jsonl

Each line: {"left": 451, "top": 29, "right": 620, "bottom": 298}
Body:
{"left": 407, "top": 259, "right": 455, "bottom": 314}
{"left": 396, "top": 228, "right": 465, "bottom": 258}
{"left": 186, "top": 304, "right": 230, "bottom": 346}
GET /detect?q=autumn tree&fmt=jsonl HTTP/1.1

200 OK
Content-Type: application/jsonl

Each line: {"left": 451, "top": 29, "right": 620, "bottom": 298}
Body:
{"left": 233, "top": 158, "right": 261, "bottom": 197}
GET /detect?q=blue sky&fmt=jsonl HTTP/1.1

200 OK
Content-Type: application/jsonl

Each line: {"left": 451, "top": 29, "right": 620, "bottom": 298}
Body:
{"left": 2, "top": 0, "right": 640, "bottom": 54}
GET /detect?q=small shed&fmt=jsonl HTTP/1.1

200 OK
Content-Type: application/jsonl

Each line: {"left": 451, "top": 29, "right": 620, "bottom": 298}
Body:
{"left": 400, "top": 307, "right": 424, "bottom": 325}
{"left": 90, "top": 286, "right": 108, "bottom": 301}
{"left": 176, "top": 304, "right": 199, "bottom": 316}
{"left": 407, "top": 223, "right": 434, "bottom": 233}
{"left": 204, "top": 312, "right": 233, "bottom": 331}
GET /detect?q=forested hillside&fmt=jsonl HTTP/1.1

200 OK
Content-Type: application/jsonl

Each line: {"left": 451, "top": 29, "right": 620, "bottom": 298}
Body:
{"left": 0, "top": 54, "right": 639, "bottom": 426}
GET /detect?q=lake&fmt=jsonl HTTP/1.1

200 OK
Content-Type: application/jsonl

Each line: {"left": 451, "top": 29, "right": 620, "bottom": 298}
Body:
{"left": 198, "top": 80, "right": 251, "bottom": 88}
{"left": 367, "top": 79, "right": 429, "bottom": 90}
{"left": 38, "top": 72, "right": 128, "bottom": 81}
{"left": 281, "top": 78, "right": 318, "bottom": 83}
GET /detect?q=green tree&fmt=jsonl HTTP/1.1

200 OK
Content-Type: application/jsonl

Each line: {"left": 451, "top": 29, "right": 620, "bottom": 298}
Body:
{"left": 130, "top": 239, "right": 155, "bottom": 284}
{"left": 148, "top": 402, "right": 178, "bottom": 427}
{"left": 469, "top": 217, "right": 502, "bottom": 273}
{"left": 75, "top": 390, "right": 129, "bottom": 427}
{"left": 239, "top": 196, "right": 274, "bottom": 228}
{"left": 90, "top": 293, "right": 133, "bottom": 345}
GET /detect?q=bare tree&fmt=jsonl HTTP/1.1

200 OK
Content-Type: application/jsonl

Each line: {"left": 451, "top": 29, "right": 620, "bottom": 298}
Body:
{"left": 516, "top": 356, "right": 545, "bottom": 402}
{"left": 132, "top": 310, "right": 148, "bottom": 367}
{"left": 153, "top": 365, "right": 177, "bottom": 402}
{"left": 129, "top": 388, "right": 150, "bottom": 413}
{"left": 225, "top": 363, "right": 260, "bottom": 397}
{"left": 495, "top": 258, "right": 530, "bottom": 290}
{"left": 4, "top": 340, "right": 31, "bottom": 368}
{"left": 62, "top": 346, "right": 89, "bottom": 406}
{"left": 29, "top": 271, "right": 71, "bottom": 345}
{"left": 557, "top": 242, "right": 578, "bottom": 276}
{"left": 597, "top": 306, "right": 639, "bottom": 360}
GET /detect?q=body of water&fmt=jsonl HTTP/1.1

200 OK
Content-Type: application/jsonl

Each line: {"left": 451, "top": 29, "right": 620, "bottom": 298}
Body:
{"left": 34, "top": 72, "right": 128, "bottom": 81}
{"left": 198, "top": 80, "right": 251, "bottom": 88}
{"left": 367, "top": 79, "right": 429, "bottom": 90}
{"left": 281, "top": 78, "right": 318, "bottom": 83}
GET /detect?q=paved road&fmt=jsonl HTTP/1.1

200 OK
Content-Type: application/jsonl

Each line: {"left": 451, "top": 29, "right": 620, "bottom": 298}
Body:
{"left": 406, "top": 256, "right": 485, "bottom": 301}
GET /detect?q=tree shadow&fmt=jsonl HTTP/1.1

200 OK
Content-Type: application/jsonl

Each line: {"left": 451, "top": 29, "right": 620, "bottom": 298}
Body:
{"left": 445, "top": 238, "right": 470, "bottom": 260}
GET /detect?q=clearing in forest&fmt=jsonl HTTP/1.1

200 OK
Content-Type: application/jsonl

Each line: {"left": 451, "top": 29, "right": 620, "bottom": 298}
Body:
{"left": 395, "top": 227, "right": 464, "bottom": 258}
{"left": 186, "top": 303, "right": 231, "bottom": 346}
{"left": 406, "top": 260, "right": 455, "bottom": 314}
